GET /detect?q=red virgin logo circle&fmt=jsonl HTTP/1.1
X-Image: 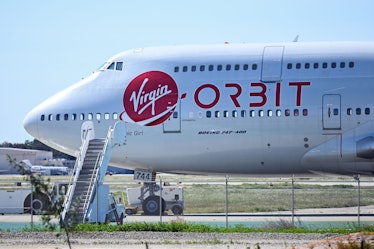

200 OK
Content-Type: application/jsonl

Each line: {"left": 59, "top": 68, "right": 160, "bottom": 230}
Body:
{"left": 123, "top": 71, "right": 178, "bottom": 126}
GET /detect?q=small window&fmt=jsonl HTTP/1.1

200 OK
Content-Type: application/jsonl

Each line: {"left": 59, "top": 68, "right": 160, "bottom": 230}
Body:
{"left": 340, "top": 62, "right": 345, "bottom": 68}
{"left": 294, "top": 109, "right": 299, "bottom": 116}
{"left": 347, "top": 108, "right": 353, "bottom": 115}
{"left": 72, "top": 113, "right": 77, "bottom": 120}
{"left": 267, "top": 110, "right": 273, "bottom": 117}
{"left": 296, "top": 63, "right": 301, "bottom": 69}
{"left": 259, "top": 110, "right": 264, "bottom": 117}
{"left": 172, "top": 112, "right": 178, "bottom": 118}
{"left": 88, "top": 113, "right": 93, "bottom": 120}
{"left": 234, "top": 64, "right": 240, "bottom": 70}
{"left": 226, "top": 64, "right": 231, "bottom": 71}
{"left": 356, "top": 108, "right": 361, "bottom": 115}
{"left": 322, "top": 62, "right": 328, "bottom": 69}
{"left": 209, "top": 65, "right": 214, "bottom": 71}
{"left": 64, "top": 114, "right": 69, "bottom": 120}
{"left": 276, "top": 109, "right": 282, "bottom": 117}
{"left": 183, "top": 66, "right": 188, "bottom": 72}
{"left": 215, "top": 111, "right": 220, "bottom": 118}
{"left": 305, "top": 63, "right": 310, "bottom": 69}
{"left": 232, "top": 110, "right": 238, "bottom": 118}
{"left": 113, "top": 113, "right": 118, "bottom": 120}
{"left": 331, "top": 62, "right": 336, "bottom": 68}
{"left": 80, "top": 113, "right": 85, "bottom": 120}
{"left": 333, "top": 108, "right": 339, "bottom": 115}
{"left": 252, "top": 64, "right": 257, "bottom": 70}
{"left": 198, "top": 112, "right": 203, "bottom": 118}
{"left": 206, "top": 111, "right": 212, "bottom": 118}
{"left": 107, "top": 62, "right": 115, "bottom": 70}
{"left": 241, "top": 110, "right": 246, "bottom": 117}
{"left": 365, "top": 108, "right": 370, "bottom": 115}
{"left": 243, "top": 64, "right": 249, "bottom": 70}
{"left": 96, "top": 113, "right": 101, "bottom": 120}
{"left": 40, "top": 115, "right": 45, "bottom": 121}
{"left": 249, "top": 110, "right": 255, "bottom": 117}
{"left": 116, "top": 62, "right": 123, "bottom": 71}
{"left": 285, "top": 109, "right": 290, "bottom": 116}
{"left": 349, "top": 61, "right": 354, "bottom": 68}
{"left": 287, "top": 63, "right": 292, "bottom": 69}
{"left": 313, "top": 63, "right": 319, "bottom": 69}
{"left": 48, "top": 114, "right": 53, "bottom": 121}
{"left": 104, "top": 113, "right": 110, "bottom": 120}
{"left": 174, "top": 67, "right": 179, "bottom": 73}
{"left": 217, "top": 65, "right": 222, "bottom": 71}
{"left": 223, "top": 110, "right": 229, "bottom": 117}
{"left": 191, "top": 65, "right": 196, "bottom": 72}
{"left": 303, "top": 109, "right": 308, "bottom": 116}
{"left": 56, "top": 114, "right": 61, "bottom": 121}
{"left": 200, "top": 65, "right": 205, "bottom": 71}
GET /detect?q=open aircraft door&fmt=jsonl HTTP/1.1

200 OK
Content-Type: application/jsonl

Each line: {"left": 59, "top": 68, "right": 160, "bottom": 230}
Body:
{"left": 261, "top": 46, "right": 284, "bottom": 82}
{"left": 322, "top": 94, "right": 341, "bottom": 130}
{"left": 163, "top": 100, "right": 181, "bottom": 133}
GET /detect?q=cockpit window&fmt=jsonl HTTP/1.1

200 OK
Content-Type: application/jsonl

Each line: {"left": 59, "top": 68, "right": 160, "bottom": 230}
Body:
{"left": 98, "top": 61, "right": 123, "bottom": 71}
{"left": 116, "top": 62, "right": 123, "bottom": 70}
{"left": 107, "top": 62, "right": 115, "bottom": 70}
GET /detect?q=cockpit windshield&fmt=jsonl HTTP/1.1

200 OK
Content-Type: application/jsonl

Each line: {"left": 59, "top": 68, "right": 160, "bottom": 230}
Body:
{"left": 98, "top": 61, "right": 123, "bottom": 71}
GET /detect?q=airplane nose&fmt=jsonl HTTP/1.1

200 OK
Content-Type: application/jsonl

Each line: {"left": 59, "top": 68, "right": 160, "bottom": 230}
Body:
{"left": 23, "top": 108, "right": 39, "bottom": 139}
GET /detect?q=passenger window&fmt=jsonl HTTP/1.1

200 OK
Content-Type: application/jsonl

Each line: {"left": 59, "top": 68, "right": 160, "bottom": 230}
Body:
{"left": 104, "top": 113, "right": 110, "bottom": 120}
{"left": 259, "top": 110, "right": 264, "bottom": 117}
{"left": 241, "top": 110, "right": 246, "bottom": 117}
{"left": 217, "top": 65, "right": 222, "bottom": 71}
{"left": 322, "top": 62, "right": 328, "bottom": 68}
{"left": 243, "top": 64, "right": 249, "bottom": 70}
{"left": 365, "top": 108, "right": 370, "bottom": 115}
{"left": 88, "top": 113, "right": 93, "bottom": 120}
{"left": 223, "top": 110, "right": 229, "bottom": 117}
{"left": 349, "top": 62, "right": 354, "bottom": 68}
{"left": 276, "top": 110, "right": 282, "bottom": 117}
{"left": 234, "top": 64, "right": 240, "bottom": 70}
{"left": 209, "top": 65, "right": 214, "bottom": 71}
{"left": 287, "top": 63, "right": 292, "bottom": 69}
{"left": 183, "top": 66, "right": 188, "bottom": 72}
{"left": 294, "top": 109, "right": 299, "bottom": 116}
{"left": 356, "top": 108, "right": 361, "bottom": 115}
{"left": 252, "top": 64, "right": 257, "bottom": 70}
{"left": 48, "top": 114, "right": 53, "bottom": 121}
{"left": 296, "top": 63, "right": 301, "bottom": 69}
{"left": 285, "top": 109, "right": 290, "bottom": 116}
{"left": 305, "top": 63, "right": 310, "bottom": 69}
{"left": 116, "top": 62, "right": 123, "bottom": 71}
{"left": 113, "top": 113, "right": 118, "bottom": 120}
{"left": 80, "top": 113, "right": 85, "bottom": 120}
{"left": 303, "top": 109, "right": 308, "bottom": 116}
{"left": 347, "top": 108, "right": 353, "bottom": 115}
{"left": 313, "top": 63, "right": 319, "bottom": 69}
{"left": 56, "top": 114, "right": 61, "bottom": 121}
{"left": 331, "top": 62, "right": 336, "bottom": 68}
{"left": 40, "top": 115, "right": 45, "bottom": 121}
{"left": 200, "top": 65, "right": 205, "bottom": 71}
{"left": 96, "top": 113, "right": 101, "bottom": 120}
{"left": 250, "top": 110, "right": 255, "bottom": 117}
{"left": 340, "top": 62, "right": 345, "bottom": 68}
{"left": 215, "top": 111, "right": 220, "bottom": 118}
{"left": 206, "top": 111, "right": 211, "bottom": 118}
{"left": 174, "top": 67, "right": 179, "bottom": 73}
{"left": 191, "top": 66, "right": 196, "bottom": 72}
{"left": 72, "top": 113, "right": 77, "bottom": 120}
{"left": 333, "top": 109, "right": 339, "bottom": 115}
{"left": 232, "top": 110, "right": 238, "bottom": 118}
{"left": 64, "top": 114, "right": 69, "bottom": 120}
{"left": 267, "top": 110, "right": 273, "bottom": 117}
{"left": 173, "top": 112, "right": 178, "bottom": 118}
{"left": 226, "top": 64, "right": 231, "bottom": 71}
{"left": 107, "top": 62, "right": 115, "bottom": 70}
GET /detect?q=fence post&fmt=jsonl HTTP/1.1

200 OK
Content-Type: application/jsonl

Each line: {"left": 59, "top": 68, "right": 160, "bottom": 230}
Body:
{"left": 291, "top": 175, "right": 295, "bottom": 226}
{"left": 159, "top": 176, "right": 162, "bottom": 223}
{"left": 356, "top": 174, "right": 361, "bottom": 227}
{"left": 225, "top": 175, "right": 229, "bottom": 228}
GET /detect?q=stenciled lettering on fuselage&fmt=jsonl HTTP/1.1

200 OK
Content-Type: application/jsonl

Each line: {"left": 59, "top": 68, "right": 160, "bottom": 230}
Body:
{"left": 121, "top": 71, "right": 311, "bottom": 126}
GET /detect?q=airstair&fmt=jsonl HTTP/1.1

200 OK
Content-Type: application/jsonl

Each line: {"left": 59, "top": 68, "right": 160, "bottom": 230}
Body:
{"left": 61, "top": 121, "right": 126, "bottom": 225}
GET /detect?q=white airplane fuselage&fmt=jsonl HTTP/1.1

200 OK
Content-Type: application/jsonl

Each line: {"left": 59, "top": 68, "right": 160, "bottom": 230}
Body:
{"left": 23, "top": 42, "right": 374, "bottom": 176}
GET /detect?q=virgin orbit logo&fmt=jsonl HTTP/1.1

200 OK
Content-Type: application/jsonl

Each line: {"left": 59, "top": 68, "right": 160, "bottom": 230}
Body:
{"left": 123, "top": 71, "right": 178, "bottom": 126}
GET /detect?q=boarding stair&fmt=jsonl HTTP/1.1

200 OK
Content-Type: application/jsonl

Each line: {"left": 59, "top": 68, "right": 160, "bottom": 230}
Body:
{"left": 60, "top": 121, "right": 126, "bottom": 225}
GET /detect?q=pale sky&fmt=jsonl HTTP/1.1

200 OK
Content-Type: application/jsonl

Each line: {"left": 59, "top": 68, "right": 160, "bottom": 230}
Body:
{"left": 1, "top": 0, "right": 374, "bottom": 143}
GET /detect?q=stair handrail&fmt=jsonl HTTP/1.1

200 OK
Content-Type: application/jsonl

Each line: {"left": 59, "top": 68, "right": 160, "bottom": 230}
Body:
{"left": 61, "top": 123, "right": 94, "bottom": 221}
{"left": 82, "top": 125, "right": 113, "bottom": 220}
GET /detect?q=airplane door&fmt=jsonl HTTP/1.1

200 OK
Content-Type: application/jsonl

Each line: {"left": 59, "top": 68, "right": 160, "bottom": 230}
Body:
{"left": 322, "top": 94, "right": 341, "bottom": 130}
{"left": 163, "top": 100, "right": 181, "bottom": 133}
{"left": 261, "top": 46, "right": 284, "bottom": 82}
